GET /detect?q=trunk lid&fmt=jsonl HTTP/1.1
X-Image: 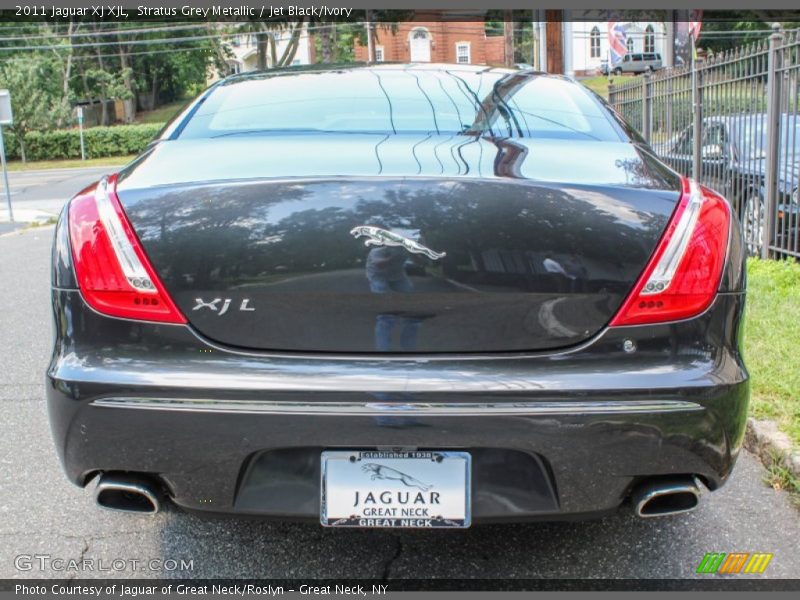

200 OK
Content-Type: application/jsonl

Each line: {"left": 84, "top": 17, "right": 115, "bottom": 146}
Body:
{"left": 116, "top": 136, "right": 681, "bottom": 353}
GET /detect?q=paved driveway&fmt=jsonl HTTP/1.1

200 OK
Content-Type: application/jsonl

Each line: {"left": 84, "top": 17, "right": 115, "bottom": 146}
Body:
{"left": 0, "top": 190, "right": 798, "bottom": 581}
{"left": 0, "top": 166, "right": 112, "bottom": 224}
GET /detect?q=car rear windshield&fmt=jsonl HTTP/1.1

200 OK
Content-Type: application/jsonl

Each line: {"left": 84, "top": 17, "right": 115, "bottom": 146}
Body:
{"left": 178, "top": 68, "right": 625, "bottom": 142}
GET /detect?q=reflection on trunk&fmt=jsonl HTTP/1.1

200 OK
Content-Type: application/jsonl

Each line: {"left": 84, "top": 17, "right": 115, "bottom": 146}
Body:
{"left": 116, "top": 134, "right": 680, "bottom": 353}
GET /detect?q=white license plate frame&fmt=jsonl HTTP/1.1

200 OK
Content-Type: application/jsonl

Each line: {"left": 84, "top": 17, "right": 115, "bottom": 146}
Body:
{"left": 320, "top": 450, "right": 471, "bottom": 528}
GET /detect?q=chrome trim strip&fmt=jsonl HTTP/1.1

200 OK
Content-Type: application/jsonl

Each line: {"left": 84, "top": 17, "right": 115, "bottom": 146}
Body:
{"left": 91, "top": 397, "right": 703, "bottom": 416}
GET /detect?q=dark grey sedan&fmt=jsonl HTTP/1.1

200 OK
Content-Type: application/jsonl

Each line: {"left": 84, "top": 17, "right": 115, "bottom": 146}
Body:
{"left": 47, "top": 65, "right": 747, "bottom": 527}
{"left": 658, "top": 113, "right": 800, "bottom": 255}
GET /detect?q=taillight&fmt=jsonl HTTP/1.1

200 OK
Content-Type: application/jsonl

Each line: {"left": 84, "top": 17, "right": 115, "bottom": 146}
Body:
{"left": 68, "top": 175, "right": 186, "bottom": 324}
{"left": 610, "top": 178, "right": 730, "bottom": 327}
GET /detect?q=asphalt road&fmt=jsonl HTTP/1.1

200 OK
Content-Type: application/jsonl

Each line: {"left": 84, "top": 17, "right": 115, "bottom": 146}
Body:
{"left": 0, "top": 168, "right": 798, "bottom": 582}
{"left": 0, "top": 166, "right": 112, "bottom": 230}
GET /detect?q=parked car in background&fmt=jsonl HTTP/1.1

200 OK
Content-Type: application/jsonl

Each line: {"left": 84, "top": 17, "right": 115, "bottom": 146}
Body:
{"left": 48, "top": 64, "right": 747, "bottom": 527}
{"left": 656, "top": 113, "right": 800, "bottom": 255}
{"left": 613, "top": 53, "right": 663, "bottom": 75}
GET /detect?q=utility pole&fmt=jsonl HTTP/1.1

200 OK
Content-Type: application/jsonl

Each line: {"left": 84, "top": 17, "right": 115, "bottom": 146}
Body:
{"left": 365, "top": 10, "right": 374, "bottom": 63}
{"left": 664, "top": 18, "right": 675, "bottom": 68}
{"left": 504, "top": 11, "right": 515, "bottom": 67}
{"left": 256, "top": 29, "right": 268, "bottom": 70}
{"left": 0, "top": 89, "right": 13, "bottom": 224}
{"left": 77, "top": 106, "right": 85, "bottom": 161}
{"left": 562, "top": 13, "right": 573, "bottom": 78}
{"left": 537, "top": 13, "right": 547, "bottom": 71}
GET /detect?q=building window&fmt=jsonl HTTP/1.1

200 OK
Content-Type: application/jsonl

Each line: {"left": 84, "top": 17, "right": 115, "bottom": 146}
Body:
{"left": 456, "top": 42, "right": 471, "bottom": 64}
{"left": 590, "top": 26, "right": 601, "bottom": 58}
{"left": 626, "top": 37, "right": 635, "bottom": 53}
{"left": 644, "top": 25, "right": 655, "bottom": 53}
{"left": 375, "top": 46, "right": 385, "bottom": 62}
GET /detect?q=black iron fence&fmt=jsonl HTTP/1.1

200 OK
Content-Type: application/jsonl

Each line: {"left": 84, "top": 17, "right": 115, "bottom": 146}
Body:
{"left": 609, "top": 26, "right": 800, "bottom": 260}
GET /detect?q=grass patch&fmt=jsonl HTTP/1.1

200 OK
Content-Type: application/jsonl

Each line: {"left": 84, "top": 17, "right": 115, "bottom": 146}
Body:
{"left": 579, "top": 76, "right": 612, "bottom": 99}
{"left": 5, "top": 155, "right": 135, "bottom": 172}
{"left": 745, "top": 258, "right": 800, "bottom": 446}
{"left": 578, "top": 75, "right": 638, "bottom": 99}
{"left": 763, "top": 454, "right": 800, "bottom": 507}
{"left": 134, "top": 99, "right": 187, "bottom": 124}
{"left": 22, "top": 217, "right": 58, "bottom": 230}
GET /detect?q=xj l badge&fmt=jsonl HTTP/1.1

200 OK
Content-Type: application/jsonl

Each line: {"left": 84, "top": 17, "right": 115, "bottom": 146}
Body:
{"left": 192, "top": 297, "right": 255, "bottom": 315}
{"left": 350, "top": 226, "right": 446, "bottom": 260}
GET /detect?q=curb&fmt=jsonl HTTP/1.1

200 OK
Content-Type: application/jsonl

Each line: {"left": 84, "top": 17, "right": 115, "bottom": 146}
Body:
{"left": 744, "top": 418, "right": 800, "bottom": 479}
{"left": 0, "top": 208, "right": 57, "bottom": 225}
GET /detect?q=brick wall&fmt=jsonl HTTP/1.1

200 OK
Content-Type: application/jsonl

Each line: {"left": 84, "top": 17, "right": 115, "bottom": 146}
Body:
{"left": 483, "top": 36, "right": 506, "bottom": 66}
{"left": 355, "top": 17, "right": 507, "bottom": 66}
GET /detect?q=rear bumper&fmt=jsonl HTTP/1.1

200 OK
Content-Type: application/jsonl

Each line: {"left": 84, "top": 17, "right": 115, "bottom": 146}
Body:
{"left": 47, "top": 290, "right": 749, "bottom": 521}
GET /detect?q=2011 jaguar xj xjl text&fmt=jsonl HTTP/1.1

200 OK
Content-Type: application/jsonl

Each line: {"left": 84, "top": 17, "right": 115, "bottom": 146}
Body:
{"left": 47, "top": 65, "right": 748, "bottom": 526}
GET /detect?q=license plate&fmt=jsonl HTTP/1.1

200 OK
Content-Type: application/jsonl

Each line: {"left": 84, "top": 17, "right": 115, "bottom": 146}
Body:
{"left": 321, "top": 450, "right": 471, "bottom": 528}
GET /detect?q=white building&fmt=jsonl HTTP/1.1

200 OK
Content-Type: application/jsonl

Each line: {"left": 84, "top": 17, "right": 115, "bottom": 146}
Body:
{"left": 214, "top": 24, "right": 314, "bottom": 79}
{"left": 533, "top": 19, "right": 669, "bottom": 77}
{"left": 572, "top": 21, "right": 667, "bottom": 76}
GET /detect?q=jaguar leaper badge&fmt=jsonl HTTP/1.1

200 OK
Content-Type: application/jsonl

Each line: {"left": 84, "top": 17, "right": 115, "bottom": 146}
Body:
{"left": 350, "top": 226, "right": 446, "bottom": 260}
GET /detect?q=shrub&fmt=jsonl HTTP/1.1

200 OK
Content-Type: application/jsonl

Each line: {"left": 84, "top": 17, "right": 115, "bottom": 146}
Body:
{"left": 1, "top": 123, "right": 163, "bottom": 161}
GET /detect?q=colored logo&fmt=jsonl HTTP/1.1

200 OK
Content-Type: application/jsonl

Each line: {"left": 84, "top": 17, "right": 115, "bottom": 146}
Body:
{"left": 696, "top": 553, "right": 773, "bottom": 574}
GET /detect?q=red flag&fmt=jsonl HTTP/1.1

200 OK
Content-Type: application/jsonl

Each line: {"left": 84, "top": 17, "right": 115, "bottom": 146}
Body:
{"left": 607, "top": 22, "right": 628, "bottom": 64}
{"left": 688, "top": 10, "right": 703, "bottom": 39}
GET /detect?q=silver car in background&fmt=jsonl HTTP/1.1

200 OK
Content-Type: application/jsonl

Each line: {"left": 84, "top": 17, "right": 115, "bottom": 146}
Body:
{"left": 613, "top": 53, "right": 663, "bottom": 75}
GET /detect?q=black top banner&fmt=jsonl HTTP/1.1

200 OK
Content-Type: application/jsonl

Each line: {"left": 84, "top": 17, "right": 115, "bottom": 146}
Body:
{"left": 1, "top": 4, "right": 800, "bottom": 23}
{"left": 2, "top": 1, "right": 800, "bottom": 17}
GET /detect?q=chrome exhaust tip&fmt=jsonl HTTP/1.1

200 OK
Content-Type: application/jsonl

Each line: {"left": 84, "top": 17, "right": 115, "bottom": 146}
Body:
{"left": 632, "top": 476, "right": 700, "bottom": 518}
{"left": 94, "top": 473, "right": 161, "bottom": 514}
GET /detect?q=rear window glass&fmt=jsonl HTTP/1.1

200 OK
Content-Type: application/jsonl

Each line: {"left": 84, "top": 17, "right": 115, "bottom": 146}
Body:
{"left": 178, "top": 68, "right": 624, "bottom": 142}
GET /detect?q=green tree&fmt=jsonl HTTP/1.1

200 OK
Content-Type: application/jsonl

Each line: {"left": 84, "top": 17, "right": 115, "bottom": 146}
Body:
{"left": 82, "top": 67, "right": 134, "bottom": 122}
{"left": 314, "top": 22, "right": 360, "bottom": 63}
{"left": 238, "top": 20, "right": 307, "bottom": 71}
{"left": 485, "top": 10, "right": 535, "bottom": 65}
{"left": 128, "top": 26, "right": 218, "bottom": 113}
{"left": 0, "top": 55, "right": 72, "bottom": 162}
{"left": 689, "top": 13, "right": 800, "bottom": 53}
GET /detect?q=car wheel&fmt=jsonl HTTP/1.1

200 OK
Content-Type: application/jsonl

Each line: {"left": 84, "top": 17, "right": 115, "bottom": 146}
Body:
{"left": 743, "top": 192, "right": 765, "bottom": 257}
{"left": 614, "top": 68, "right": 622, "bottom": 76}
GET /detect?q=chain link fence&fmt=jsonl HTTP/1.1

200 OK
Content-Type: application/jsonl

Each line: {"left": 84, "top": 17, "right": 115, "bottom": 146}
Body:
{"left": 609, "top": 26, "right": 800, "bottom": 260}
